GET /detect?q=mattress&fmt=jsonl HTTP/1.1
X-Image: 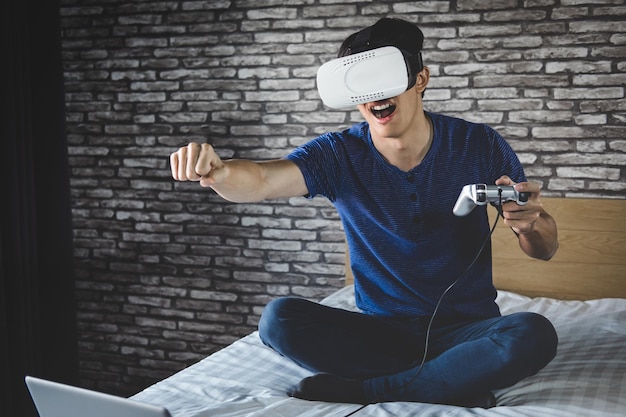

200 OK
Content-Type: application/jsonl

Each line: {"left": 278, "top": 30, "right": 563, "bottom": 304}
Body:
{"left": 132, "top": 287, "right": 626, "bottom": 416}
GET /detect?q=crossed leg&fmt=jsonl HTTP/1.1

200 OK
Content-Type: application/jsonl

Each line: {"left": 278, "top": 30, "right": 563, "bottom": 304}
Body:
{"left": 258, "top": 297, "right": 557, "bottom": 407}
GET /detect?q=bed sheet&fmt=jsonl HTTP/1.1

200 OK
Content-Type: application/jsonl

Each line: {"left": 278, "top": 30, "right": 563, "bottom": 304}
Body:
{"left": 132, "top": 287, "right": 626, "bottom": 417}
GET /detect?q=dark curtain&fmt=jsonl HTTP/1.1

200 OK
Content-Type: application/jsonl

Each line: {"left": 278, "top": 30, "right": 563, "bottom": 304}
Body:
{"left": 1, "top": 0, "right": 78, "bottom": 416}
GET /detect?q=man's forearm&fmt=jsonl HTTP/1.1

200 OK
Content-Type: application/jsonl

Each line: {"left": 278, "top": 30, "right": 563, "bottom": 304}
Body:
{"left": 207, "top": 159, "right": 267, "bottom": 203}
{"left": 517, "top": 211, "right": 559, "bottom": 260}
{"left": 207, "top": 159, "right": 307, "bottom": 203}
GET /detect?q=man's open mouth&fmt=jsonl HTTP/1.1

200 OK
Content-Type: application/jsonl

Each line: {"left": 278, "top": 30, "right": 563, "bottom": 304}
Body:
{"left": 371, "top": 102, "right": 396, "bottom": 119}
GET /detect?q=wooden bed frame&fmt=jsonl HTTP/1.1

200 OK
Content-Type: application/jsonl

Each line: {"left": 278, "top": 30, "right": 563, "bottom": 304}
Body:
{"left": 345, "top": 197, "right": 626, "bottom": 300}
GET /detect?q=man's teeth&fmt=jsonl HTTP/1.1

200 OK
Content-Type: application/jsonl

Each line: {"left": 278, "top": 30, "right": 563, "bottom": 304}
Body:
{"left": 373, "top": 103, "right": 391, "bottom": 111}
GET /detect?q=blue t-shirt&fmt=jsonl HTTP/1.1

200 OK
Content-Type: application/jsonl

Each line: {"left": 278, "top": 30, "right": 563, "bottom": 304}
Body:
{"left": 287, "top": 112, "right": 526, "bottom": 320}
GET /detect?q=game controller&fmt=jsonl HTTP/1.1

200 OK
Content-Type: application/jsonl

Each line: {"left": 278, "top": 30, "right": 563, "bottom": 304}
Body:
{"left": 453, "top": 184, "right": 530, "bottom": 216}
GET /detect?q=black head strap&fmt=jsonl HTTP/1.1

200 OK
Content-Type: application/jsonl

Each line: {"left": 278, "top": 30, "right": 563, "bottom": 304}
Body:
{"left": 347, "top": 26, "right": 374, "bottom": 55}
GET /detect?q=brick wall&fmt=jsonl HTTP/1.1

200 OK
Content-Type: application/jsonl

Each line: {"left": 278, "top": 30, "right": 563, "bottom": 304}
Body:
{"left": 59, "top": 0, "right": 625, "bottom": 395}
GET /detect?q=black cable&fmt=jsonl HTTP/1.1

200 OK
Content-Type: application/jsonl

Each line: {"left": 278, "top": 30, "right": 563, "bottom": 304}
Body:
{"left": 341, "top": 198, "right": 504, "bottom": 417}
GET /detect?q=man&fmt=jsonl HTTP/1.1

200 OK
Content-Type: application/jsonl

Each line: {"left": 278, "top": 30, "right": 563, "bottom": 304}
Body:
{"left": 170, "top": 18, "right": 559, "bottom": 408}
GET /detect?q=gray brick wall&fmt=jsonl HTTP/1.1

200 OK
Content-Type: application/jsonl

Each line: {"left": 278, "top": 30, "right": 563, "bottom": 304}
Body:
{"left": 59, "top": 0, "right": 625, "bottom": 395}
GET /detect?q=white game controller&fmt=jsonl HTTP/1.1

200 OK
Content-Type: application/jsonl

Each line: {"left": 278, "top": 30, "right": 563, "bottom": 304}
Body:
{"left": 453, "top": 184, "right": 530, "bottom": 216}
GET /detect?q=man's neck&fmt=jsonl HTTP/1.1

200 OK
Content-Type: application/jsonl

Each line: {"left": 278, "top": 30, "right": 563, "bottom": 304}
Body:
{"left": 371, "top": 112, "right": 433, "bottom": 172}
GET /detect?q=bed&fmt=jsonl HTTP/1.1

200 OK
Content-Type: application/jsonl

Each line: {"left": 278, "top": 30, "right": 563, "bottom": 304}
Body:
{"left": 132, "top": 197, "right": 626, "bottom": 417}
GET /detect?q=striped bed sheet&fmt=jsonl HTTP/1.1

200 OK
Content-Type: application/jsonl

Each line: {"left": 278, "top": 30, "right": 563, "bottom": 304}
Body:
{"left": 132, "top": 286, "right": 626, "bottom": 417}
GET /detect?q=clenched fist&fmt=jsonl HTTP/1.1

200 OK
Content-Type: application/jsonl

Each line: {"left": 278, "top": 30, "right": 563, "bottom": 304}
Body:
{"left": 170, "top": 143, "right": 228, "bottom": 187}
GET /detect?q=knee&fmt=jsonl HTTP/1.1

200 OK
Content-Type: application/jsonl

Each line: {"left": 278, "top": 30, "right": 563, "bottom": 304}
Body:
{"left": 258, "top": 297, "right": 301, "bottom": 348}
{"left": 499, "top": 312, "right": 558, "bottom": 373}
{"left": 520, "top": 312, "right": 558, "bottom": 359}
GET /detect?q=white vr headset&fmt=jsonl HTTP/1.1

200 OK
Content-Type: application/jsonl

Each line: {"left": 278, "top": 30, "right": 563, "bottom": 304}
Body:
{"left": 316, "top": 46, "right": 423, "bottom": 109}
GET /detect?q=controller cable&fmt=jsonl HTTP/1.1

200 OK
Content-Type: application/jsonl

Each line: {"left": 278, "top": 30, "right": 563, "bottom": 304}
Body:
{"left": 340, "top": 192, "right": 505, "bottom": 417}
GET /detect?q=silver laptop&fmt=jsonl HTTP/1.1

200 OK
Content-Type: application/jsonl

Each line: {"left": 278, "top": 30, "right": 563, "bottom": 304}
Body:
{"left": 25, "top": 376, "right": 172, "bottom": 417}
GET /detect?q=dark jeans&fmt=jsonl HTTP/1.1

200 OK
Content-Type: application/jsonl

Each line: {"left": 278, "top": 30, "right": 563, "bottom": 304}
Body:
{"left": 258, "top": 297, "right": 558, "bottom": 404}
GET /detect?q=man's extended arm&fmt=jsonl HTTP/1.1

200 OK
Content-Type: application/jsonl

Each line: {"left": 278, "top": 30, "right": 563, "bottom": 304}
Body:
{"left": 170, "top": 143, "right": 308, "bottom": 203}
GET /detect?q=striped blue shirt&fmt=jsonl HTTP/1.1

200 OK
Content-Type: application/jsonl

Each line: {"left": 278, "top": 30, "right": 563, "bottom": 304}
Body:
{"left": 287, "top": 112, "right": 526, "bottom": 320}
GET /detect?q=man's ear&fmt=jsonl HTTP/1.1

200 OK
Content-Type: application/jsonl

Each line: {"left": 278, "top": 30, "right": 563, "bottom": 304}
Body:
{"left": 414, "top": 66, "right": 430, "bottom": 94}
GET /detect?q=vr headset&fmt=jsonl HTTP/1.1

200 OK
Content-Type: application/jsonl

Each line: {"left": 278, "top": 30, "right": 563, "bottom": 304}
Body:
{"left": 316, "top": 46, "right": 423, "bottom": 109}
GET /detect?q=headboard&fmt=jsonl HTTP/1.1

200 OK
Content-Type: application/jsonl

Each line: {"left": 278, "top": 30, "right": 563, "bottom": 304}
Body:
{"left": 345, "top": 197, "right": 626, "bottom": 300}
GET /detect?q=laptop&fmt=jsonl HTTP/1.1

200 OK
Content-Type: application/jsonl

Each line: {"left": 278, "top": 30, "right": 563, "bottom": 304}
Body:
{"left": 25, "top": 376, "right": 172, "bottom": 417}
